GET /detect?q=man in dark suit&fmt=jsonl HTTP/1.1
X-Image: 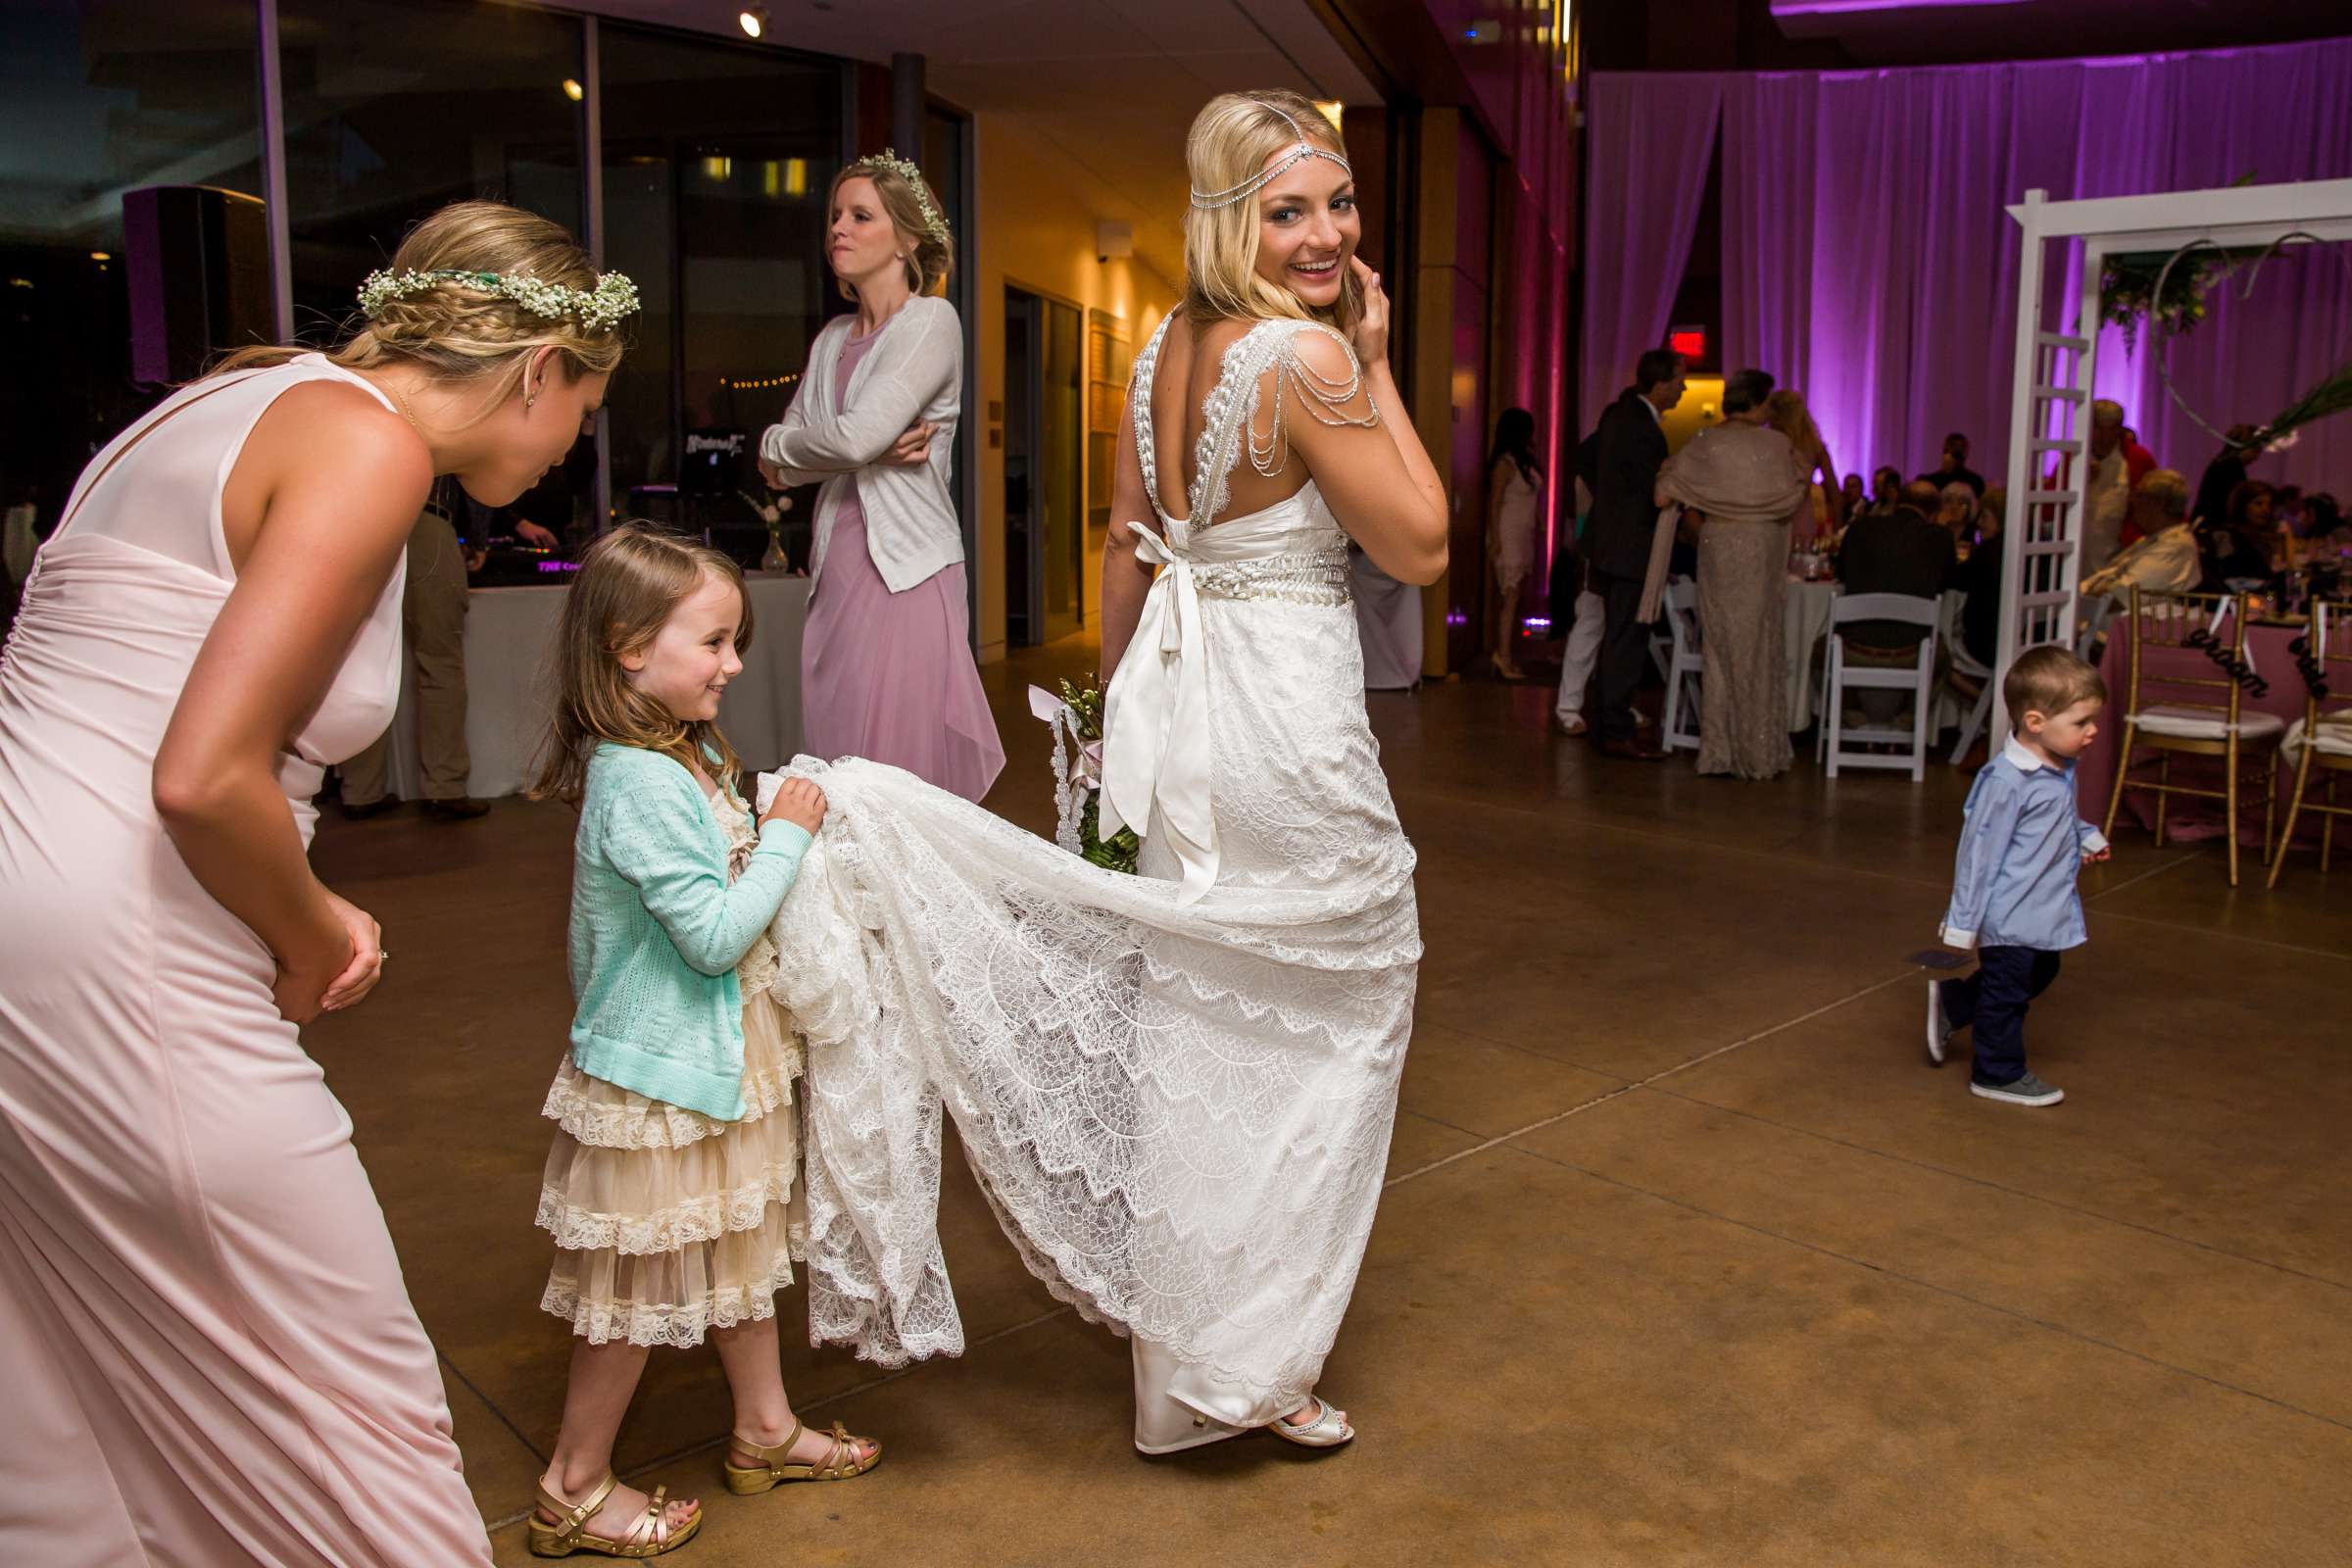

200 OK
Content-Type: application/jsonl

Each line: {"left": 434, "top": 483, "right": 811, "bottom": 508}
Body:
{"left": 1582, "top": 348, "right": 1688, "bottom": 760}
{"left": 1836, "top": 480, "right": 1957, "bottom": 725}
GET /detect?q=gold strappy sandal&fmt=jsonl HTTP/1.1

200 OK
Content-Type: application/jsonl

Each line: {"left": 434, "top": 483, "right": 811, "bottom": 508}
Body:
{"left": 527, "top": 1471, "right": 701, "bottom": 1558}
{"left": 723, "top": 1420, "right": 882, "bottom": 1495}
{"left": 1266, "top": 1397, "right": 1354, "bottom": 1449}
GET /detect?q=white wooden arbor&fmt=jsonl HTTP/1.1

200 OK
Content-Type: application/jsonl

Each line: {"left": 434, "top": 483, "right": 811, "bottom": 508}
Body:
{"left": 1994, "top": 178, "right": 2352, "bottom": 736}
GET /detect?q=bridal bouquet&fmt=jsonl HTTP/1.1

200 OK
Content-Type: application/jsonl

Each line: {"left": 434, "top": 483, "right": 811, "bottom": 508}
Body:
{"left": 1027, "top": 677, "right": 1138, "bottom": 874}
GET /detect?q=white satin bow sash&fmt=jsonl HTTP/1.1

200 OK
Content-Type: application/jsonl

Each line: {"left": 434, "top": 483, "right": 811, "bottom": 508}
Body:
{"left": 1100, "top": 519, "right": 1218, "bottom": 903}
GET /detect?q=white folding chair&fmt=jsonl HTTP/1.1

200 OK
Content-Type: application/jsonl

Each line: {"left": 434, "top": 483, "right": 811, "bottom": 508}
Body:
{"left": 1940, "top": 589, "right": 1994, "bottom": 765}
{"left": 1815, "top": 592, "right": 1939, "bottom": 782}
{"left": 1659, "top": 578, "right": 1704, "bottom": 754}
{"left": 1648, "top": 608, "right": 1676, "bottom": 684}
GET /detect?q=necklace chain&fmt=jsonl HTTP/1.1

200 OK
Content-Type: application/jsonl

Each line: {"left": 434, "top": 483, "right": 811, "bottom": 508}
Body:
{"left": 379, "top": 377, "right": 424, "bottom": 433}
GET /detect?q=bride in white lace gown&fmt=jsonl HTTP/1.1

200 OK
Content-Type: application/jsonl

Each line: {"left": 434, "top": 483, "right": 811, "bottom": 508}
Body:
{"left": 760, "top": 90, "right": 1446, "bottom": 1453}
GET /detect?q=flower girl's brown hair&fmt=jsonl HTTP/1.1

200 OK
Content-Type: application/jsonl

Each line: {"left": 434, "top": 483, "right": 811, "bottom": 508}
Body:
{"left": 528, "top": 523, "right": 752, "bottom": 806}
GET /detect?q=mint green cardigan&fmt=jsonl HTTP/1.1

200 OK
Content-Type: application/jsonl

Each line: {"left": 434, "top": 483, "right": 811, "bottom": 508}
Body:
{"left": 567, "top": 743, "right": 811, "bottom": 1119}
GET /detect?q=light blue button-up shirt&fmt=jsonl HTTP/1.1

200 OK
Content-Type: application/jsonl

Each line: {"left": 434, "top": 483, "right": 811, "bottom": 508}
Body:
{"left": 1940, "top": 735, "right": 2110, "bottom": 951}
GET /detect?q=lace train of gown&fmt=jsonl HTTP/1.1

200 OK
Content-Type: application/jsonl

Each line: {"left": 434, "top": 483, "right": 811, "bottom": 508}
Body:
{"left": 758, "top": 315, "right": 1419, "bottom": 1450}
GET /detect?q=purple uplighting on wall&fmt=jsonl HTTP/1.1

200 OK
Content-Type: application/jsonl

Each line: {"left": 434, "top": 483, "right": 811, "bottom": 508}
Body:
{"left": 1585, "top": 36, "right": 2352, "bottom": 496}
{"left": 1771, "top": 0, "right": 2028, "bottom": 14}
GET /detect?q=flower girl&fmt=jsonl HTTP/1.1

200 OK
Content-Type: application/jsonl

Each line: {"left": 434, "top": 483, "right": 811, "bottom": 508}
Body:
{"left": 523, "top": 523, "right": 876, "bottom": 1558}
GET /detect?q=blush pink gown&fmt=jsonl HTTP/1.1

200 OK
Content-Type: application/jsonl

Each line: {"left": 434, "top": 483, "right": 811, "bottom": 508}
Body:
{"left": 0, "top": 358, "right": 494, "bottom": 1565}
{"left": 800, "top": 322, "right": 1004, "bottom": 803}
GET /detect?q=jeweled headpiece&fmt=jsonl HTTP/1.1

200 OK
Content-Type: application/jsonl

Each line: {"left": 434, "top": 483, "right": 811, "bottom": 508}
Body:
{"left": 1189, "top": 100, "right": 1351, "bottom": 211}
{"left": 851, "top": 149, "right": 952, "bottom": 248}
{"left": 357, "top": 267, "right": 642, "bottom": 334}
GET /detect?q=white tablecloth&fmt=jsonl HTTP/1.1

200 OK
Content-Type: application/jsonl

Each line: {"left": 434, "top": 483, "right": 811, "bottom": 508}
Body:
{"left": 383, "top": 572, "right": 809, "bottom": 800}
{"left": 1784, "top": 578, "right": 1838, "bottom": 731}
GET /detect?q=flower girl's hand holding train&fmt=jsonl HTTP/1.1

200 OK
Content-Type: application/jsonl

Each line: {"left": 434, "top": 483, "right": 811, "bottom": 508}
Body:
{"left": 761, "top": 776, "right": 829, "bottom": 834}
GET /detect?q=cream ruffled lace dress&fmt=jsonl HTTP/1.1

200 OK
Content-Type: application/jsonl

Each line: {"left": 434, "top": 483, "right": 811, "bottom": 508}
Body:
{"left": 537, "top": 785, "right": 808, "bottom": 1347}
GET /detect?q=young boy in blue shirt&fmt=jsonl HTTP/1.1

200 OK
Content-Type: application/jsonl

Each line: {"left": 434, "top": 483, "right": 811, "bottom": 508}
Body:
{"left": 1930, "top": 646, "right": 2111, "bottom": 1106}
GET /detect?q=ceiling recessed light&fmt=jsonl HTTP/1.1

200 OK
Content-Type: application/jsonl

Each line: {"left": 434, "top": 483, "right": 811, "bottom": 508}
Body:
{"left": 89, "top": 251, "right": 111, "bottom": 262}
{"left": 738, "top": 6, "right": 768, "bottom": 37}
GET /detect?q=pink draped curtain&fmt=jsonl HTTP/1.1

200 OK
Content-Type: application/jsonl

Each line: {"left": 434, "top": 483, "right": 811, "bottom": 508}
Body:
{"left": 1579, "top": 74, "right": 1723, "bottom": 428}
{"left": 1614, "top": 37, "right": 2352, "bottom": 496}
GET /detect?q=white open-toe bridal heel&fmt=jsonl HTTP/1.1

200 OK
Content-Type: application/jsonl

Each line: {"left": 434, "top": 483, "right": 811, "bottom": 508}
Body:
{"left": 1266, "top": 1397, "right": 1354, "bottom": 1449}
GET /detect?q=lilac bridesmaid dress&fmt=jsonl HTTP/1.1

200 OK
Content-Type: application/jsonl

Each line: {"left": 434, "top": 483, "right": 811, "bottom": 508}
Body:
{"left": 801, "top": 322, "right": 1005, "bottom": 802}
{"left": 0, "top": 359, "right": 493, "bottom": 1564}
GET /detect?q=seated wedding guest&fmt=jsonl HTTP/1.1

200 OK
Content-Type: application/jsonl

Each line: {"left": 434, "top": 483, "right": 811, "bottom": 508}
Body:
{"left": 1869, "top": 466, "right": 1902, "bottom": 514}
{"left": 1839, "top": 472, "right": 1867, "bottom": 521}
{"left": 2200, "top": 478, "right": 2281, "bottom": 589}
{"left": 1917, "top": 430, "right": 1985, "bottom": 497}
{"left": 1837, "top": 482, "right": 1955, "bottom": 723}
{"left": 2275, "top": 484, "right": 2307, "bottom": 542}
{"left": 1936, "top": 480, "right": 1978, "bottom": 542}
{"left": 1950, "top": 486, "right": 2007, "bottom": 667}
{"left": 2191, "top": 423, "right": 2261, "bottom": 527}
{"left": 2072, "top": 400, "right": 2155, "bottom": 571}
{"left": 2302, "top": 492, "right": 2346, "bottom": 553}
{"left": 2082, "top": 468, "right": 2201, "bottom": 606}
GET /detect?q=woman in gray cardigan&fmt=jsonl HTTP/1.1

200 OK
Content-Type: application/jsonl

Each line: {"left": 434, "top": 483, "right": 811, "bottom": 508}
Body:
{"left": 760, "top": 152, "right": 1004, "bottom": 801}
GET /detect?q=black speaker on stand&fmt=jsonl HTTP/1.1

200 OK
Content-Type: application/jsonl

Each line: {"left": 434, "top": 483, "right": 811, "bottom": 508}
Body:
{"left": 123, "top": 185, "right": 272, "bottom": 384}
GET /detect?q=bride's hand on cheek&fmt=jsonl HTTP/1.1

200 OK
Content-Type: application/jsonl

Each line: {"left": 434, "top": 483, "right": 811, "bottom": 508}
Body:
{"left": 1348, "top": 258, "right": 1389, "bottom": 367}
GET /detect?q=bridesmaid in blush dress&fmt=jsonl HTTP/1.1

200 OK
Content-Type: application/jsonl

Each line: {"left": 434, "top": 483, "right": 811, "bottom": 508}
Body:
{"left": 760, "top": 151, "right": 1003, "bottom": 802}
{"left": 0, "top": 202, "right": 629, "bottom": 1565}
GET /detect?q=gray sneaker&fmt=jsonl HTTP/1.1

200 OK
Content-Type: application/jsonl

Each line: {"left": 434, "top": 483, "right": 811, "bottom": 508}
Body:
{"left": 1926, "top": 982, "right": 1952, "bottom": 1065}
{"left": 1972, "top": 1072, "right": 2064, "bottom": 1107}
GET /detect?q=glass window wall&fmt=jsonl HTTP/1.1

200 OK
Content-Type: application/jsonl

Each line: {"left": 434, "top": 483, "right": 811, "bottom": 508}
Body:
{"left": 278, "top": 0, "right": 590, "bottom": 558}
{"left": 0, "top": 4, "right": 853, "bottom": 588}
{"left": 599, "top": 23, "right": 843, "bottom": 569}
{"left": 0, "top": 0, "right": 262, "bottom": 534}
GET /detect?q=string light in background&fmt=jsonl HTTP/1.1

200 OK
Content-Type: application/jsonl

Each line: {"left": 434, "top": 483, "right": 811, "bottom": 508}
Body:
{"left": 562, "top": 78, "right": 584, "bottom": 102}
{"left": 738, "top": 6, "right": 768, "bottom": 38}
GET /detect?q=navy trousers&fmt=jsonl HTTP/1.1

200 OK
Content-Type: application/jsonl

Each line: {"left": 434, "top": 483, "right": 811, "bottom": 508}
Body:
{"left": 1941, "top": 947, "right": 2062, "bottom": 1086}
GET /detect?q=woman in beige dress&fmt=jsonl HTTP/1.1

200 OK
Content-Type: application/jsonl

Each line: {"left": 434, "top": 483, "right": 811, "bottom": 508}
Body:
{"left": 1659, "top": 368, "right": 1812, "bottom": 779}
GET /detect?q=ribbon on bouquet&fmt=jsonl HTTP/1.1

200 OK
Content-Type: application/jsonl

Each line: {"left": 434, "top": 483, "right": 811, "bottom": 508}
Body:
{"left": 1097, "top": 520, "right": 1219, "bottom": 904}
{"left": 1026, "top": 684, "right": 1102, "bottom": 857}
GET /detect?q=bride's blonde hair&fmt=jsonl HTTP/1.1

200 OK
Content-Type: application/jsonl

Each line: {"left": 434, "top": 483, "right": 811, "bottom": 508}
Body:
{"left": 1180, "top": 91, "right": 1364, "bottom": 332}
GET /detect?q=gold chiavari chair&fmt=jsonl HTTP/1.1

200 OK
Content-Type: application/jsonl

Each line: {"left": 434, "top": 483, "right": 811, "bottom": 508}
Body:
{"left": 2100, "top": 587, "right": 2285, "bottom": 886}
{"left": 2268, "top": 598, "right": 2352, "bottom": 888}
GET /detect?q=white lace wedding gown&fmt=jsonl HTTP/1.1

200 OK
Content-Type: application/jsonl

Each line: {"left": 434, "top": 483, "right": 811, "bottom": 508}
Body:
{"left": 762, "top": 313, "right": 1420, "bottom": 1451}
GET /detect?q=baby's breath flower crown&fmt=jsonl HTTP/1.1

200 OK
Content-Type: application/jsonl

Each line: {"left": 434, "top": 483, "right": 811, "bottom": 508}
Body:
{"left": 854, "top": 149, "right": 952, "bottom": 247}
{"left": 357, "top": 267, "right": 642, "bottom": 334}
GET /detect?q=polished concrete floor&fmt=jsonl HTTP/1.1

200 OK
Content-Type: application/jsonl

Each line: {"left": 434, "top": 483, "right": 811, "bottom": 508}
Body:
{"left": 307, "top": 642, "right": 2352, "bottom": 1568}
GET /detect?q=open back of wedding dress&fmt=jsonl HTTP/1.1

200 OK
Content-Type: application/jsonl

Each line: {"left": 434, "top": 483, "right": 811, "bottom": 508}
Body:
{"left": 763, "top": 313, "right": 1419, "bottom": 1451}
